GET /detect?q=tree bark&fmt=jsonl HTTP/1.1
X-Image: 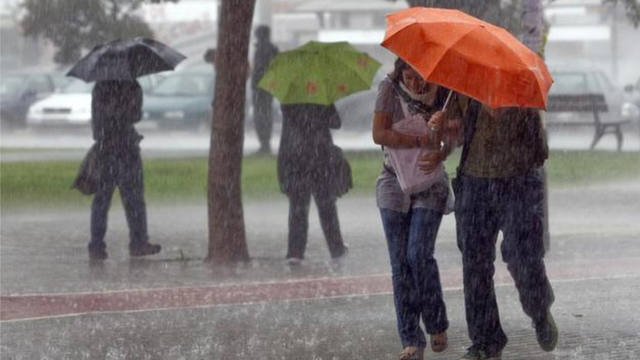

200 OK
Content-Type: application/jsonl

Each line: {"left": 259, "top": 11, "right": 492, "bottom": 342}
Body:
{"left": 522, "top": 0, "right": 545, "bottom": 54}
{"left": 206, "top": 0, "right": 256, "bottom": 263}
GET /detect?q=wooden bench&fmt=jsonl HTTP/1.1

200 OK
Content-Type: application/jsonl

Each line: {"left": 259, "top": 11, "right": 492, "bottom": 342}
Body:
{"left": 546, "top": 93, "right": 630, "bottom": 151}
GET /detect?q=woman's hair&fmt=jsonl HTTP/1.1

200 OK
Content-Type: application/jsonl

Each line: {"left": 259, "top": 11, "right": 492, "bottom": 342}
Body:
{"left": 389, "top": 58, "right": 411, "bottom": 83}
{"left": 92, "top": 80, "right": 142, "bottom": 120}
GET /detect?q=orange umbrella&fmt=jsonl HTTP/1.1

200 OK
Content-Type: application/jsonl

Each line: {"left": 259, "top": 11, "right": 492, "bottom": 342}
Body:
{"left": 381, "top": 7, "right": 553, "bottom": 109}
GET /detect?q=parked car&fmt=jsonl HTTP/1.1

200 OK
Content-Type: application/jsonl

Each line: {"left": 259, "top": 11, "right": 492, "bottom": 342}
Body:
{"left": 334, "top": 69, "right": 386, "bottom": 131}
{"left": 141, "top": 65, "right": 215, "bottom": 130}
{"left": 624, "top": 77, "right": 640, "bottom": 112}
{"left": 26, "top": 76, "right": 158, "bottom": 128}
{"left": 547, "top": 68, "right": 640, "bottom": 124}
{"left": 26, "top": 79, "right": 93, "bottom": 128}
{"left": 1, "top": 72, "right": 58, "bottom": 128}
{"left": 141, "top": 64, "right": 277, "bottom": 131}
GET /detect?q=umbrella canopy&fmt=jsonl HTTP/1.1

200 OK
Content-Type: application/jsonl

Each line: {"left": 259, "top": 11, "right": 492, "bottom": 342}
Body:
{"left": 381, "top": 7, "right": 553, "bottom": 109}
{"left": 67, "top": 37, "right": 186, "bottom": 82}
{"left": 258, "top": 41, "right": 381, "bottom": 105}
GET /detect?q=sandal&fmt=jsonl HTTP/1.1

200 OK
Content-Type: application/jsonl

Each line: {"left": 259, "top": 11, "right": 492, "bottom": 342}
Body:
{"left": 398, "top": 346, "right": 424, "bottom": 360}
{"left": 430, "top": 331, "right": 448, "bottom": 353}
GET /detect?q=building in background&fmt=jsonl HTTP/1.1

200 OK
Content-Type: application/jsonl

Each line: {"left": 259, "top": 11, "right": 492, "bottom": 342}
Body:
{"left": 544, "top": 0, "right": 640, "bottom": 85}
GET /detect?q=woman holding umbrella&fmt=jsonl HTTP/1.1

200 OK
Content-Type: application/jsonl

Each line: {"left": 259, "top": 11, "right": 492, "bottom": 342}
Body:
{"left": 257, "top": 41, "right": 381, "bottom": 264}
{"left": 372, "top": 58, "right": 462, "bottom": 360}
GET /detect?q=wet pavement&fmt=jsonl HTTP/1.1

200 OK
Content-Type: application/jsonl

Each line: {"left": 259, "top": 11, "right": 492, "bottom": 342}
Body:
{"left": 2, "top": 277, "right": 639, "bottom": 359}
{"left": 1, "top": 179, "right": 640, "bottom": 358}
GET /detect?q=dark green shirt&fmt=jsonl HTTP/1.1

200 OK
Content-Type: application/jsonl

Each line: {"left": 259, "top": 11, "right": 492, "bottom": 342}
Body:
{"left": 463, "top": 106, "right": 548, "bottom": 178}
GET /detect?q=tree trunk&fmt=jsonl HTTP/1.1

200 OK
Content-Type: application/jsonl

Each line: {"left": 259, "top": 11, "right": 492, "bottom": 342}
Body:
{"left": 206, "top": 0, "right": 256, "bottom": 263}
{"left": 522, "top": 0, "right": 545, "bottom": 54}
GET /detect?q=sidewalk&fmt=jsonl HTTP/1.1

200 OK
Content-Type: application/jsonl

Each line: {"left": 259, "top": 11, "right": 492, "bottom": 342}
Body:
{"left": 2, "top": 277, "right": 638, "bottom": 359}
{"left": 1, "top": 181, "right": 640, "bottom": 358}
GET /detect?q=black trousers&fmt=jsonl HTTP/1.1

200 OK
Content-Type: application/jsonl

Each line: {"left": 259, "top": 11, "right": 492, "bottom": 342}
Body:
{"left": 286, "top": 187, "right": 346, "bottom": 259}
{"left": 252, "top": 90, "right": 273, "bottom": 152}
{"left": 90, "top": 150, "right": 148, "bottom": 250}
{"left": 454, "top": 168, "right": 554, "bottom": 353}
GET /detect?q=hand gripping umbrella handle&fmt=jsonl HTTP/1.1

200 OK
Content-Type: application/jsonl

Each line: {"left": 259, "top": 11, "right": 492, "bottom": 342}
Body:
{"left": 437, "top": 89, "right": 454, "bottom": 152}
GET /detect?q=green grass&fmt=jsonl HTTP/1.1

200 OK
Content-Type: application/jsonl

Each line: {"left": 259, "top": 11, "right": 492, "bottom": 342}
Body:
{"left": 1, "top": 150, "right": 639, "bottom": 210}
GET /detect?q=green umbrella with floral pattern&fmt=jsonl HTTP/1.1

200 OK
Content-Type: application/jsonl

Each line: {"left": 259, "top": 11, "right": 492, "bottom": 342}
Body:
{"left": 258, "top": 41, "right": 382, "bottom": 105}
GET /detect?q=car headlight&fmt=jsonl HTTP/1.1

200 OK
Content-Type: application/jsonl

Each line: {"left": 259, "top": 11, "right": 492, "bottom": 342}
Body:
{"left": 622, "top": 102, "right": 640, "bottom": 120}
{"left": 164, "top": 110, "right": 184, "bottom": 119}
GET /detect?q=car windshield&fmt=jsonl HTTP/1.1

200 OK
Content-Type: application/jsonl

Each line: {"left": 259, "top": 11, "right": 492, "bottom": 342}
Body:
{"left": 51, "top": 74, "right": 74, "bottom": 90}
{"left": 0, "top": 75, "right": 26, "bottom": 95}
{"left": 60, "top": 79, "right": 94, "bottom": 94}
{"left": 150, "top": 73, "right": 213, "bottom": 96}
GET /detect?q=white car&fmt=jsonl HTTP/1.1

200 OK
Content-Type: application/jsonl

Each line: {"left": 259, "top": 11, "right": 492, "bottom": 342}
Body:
{"left": 26, "top": 79, "right": 93, "bottom": 127}
{"left": 26, "top": 76, "right": 157, "bottom": 128}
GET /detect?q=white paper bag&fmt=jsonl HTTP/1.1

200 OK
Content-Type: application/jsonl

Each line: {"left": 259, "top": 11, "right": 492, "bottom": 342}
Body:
{"left": 386, "top": 117, "right": 445, "bottom": 194}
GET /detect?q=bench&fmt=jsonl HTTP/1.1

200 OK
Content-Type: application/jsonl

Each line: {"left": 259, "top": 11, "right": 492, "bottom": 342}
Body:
{"left": 546, "top": 93, "right": 630, "bottom": 151}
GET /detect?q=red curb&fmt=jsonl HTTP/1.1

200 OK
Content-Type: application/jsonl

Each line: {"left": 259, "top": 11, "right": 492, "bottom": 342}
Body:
{"left": 1, "top": 257, "right": 638, "bottom": 321}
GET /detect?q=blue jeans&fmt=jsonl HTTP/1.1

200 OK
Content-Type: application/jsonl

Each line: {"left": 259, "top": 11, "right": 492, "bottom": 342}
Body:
{"left": 379, "top": 207, "right": 449, "bottom": 348}
{"left": 455, "top": 168, "right": 554, "bottom": 354}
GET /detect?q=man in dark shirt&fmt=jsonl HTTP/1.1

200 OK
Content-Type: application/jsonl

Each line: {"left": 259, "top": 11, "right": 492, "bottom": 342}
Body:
{"left": 454, "top": 101, "right": 557, "bottom": 360}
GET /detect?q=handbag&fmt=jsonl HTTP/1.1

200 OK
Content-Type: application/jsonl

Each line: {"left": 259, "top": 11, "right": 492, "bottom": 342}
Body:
{"left": 328, "top": 145, "right": 352, "bottom": 198}
{"left": 71, "top": 144, "right": 99, "bottom": 195}
{"left": 386, "top": 96, "right": 446, "bottom": 195}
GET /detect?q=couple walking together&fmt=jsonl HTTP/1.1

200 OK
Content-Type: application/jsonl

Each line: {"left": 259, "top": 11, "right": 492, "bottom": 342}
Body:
{"left": 373, "top": 59, "right": 557, "bottom": 360}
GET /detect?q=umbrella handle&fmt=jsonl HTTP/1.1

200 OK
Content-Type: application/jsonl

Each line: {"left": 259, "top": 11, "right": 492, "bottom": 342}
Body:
{"left": 438, "top": 89, "right": 454, "bottom": 153}
{"left": 441, "top": 89, "right": 453, "bottom": 112}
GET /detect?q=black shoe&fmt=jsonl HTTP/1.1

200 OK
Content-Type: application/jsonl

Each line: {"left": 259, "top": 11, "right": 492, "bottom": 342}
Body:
{"left": 129, "top": 242, "right": 161, "bottom": 257}
{"left": 535, "top": 311, "right": 558, "bottom": 352}
{"left": 88, "top": 244, "right": 107, "bottom": 260}
{"left": 331, "top": 244, "right": 349, "bottom": 260}
{"left": 459, "top": 345, "right": 502, "bottom": 360}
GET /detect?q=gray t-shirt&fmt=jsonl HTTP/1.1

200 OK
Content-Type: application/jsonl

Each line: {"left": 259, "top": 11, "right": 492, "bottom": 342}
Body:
{"left": 374, "top": 77, "right": 448, "bottom": 213}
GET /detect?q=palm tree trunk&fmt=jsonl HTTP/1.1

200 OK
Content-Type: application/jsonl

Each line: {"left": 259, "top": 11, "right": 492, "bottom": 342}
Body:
{"left": 206, "top": 0, "right": 256, "bottom": 263}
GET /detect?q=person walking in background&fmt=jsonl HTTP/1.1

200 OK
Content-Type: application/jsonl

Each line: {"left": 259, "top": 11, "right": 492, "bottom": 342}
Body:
{"left": 372, "top": 59, "right": 462, "bottom": 360}
{"left": 203, "top": 48, "right": 216, "bottom": 67}
{"left": 251, "top": 25, "right": 279, "bottom": 154}
{"left": 88, "top": 80, "right": 161, "bottom": 260}
{"left": 278, "top": 103, "right": 351, "bottom": 266}
{"left": 454, "top": 100, "right": 557, "bottom": 360}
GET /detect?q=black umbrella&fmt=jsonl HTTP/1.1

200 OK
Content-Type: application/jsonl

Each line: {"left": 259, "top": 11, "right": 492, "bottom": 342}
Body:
{"left": 67, "top": 37, "right": 187, "bottom": 82}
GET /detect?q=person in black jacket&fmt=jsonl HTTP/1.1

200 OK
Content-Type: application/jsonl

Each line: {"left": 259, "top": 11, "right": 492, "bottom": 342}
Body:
{"left": 88, "top": 80, "right": 161, "bottom": 260}
{"left": 251, "top": 26, "right": 279, "bottom": 154}
{"left": 278, "top": 103, "right": 351, "bottom": 265}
